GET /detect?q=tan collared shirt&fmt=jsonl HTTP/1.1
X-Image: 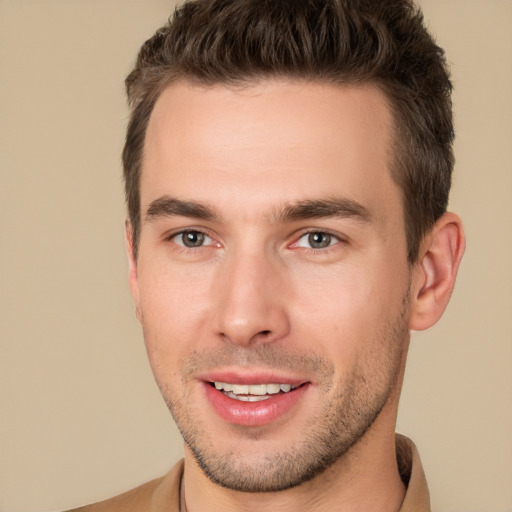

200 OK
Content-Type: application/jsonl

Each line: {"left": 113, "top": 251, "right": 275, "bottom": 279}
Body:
{"left": 67, "top": 435, "right": 430, "bottom": 512}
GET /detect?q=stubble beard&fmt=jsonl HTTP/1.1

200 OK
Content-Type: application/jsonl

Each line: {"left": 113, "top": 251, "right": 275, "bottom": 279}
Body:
{"left": 157, "top": 298, "right": 410, "bottom": 493}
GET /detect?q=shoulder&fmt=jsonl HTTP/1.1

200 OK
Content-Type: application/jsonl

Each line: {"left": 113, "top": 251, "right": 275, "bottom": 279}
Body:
{"left": 63, "top": 477, "right": 164, "bottom": 512}
{"left": 63, "top": 460, "right": 184, "bottom": 512}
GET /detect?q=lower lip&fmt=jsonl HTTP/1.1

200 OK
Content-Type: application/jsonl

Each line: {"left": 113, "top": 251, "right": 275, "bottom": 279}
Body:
{"left": 202, "top": 383, "right": 310, "bottom": 427}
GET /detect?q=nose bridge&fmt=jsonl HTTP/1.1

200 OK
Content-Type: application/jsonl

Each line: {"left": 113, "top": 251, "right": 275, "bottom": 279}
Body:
{"left": 212, "top": 242, "right": 289, "bottom": 346}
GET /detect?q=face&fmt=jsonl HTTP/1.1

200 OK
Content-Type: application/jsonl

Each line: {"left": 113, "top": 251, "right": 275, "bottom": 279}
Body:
{"left": 129, "top": 79, "right": 413, "bottom": 492}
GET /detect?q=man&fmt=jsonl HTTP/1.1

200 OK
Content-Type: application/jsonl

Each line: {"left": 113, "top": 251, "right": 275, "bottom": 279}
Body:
{"left": 70, "top": 0, "right": 464, "bottom": 510}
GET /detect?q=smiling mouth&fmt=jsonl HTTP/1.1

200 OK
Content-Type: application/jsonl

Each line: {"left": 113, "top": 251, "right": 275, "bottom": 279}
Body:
{"left": 212, "top": 382, "right": 300, "bottom": 402}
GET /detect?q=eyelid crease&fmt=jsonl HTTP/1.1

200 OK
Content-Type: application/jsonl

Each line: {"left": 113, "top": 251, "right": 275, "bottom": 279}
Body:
{"left": 292, "top": 227, "right": 346, "bottom": 240}
{"left": 163, "top": 227, "right": 216, "bottom": 246}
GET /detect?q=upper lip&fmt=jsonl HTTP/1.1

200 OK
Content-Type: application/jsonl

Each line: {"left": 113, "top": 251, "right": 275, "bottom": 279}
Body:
{"left": 198, "top": 369, "right": 309, "bottom": 386}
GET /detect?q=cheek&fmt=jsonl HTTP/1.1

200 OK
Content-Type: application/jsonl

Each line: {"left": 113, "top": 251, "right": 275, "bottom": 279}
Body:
{"left": 290, "top": 261, "right": 408, "bottom": 362}
{"left": 291, "top": 263, "right": 377, "bottom": 327}
{"left": 139, "top": 257, "right": 210, "bottom": 324}
{"left": 289, "top": 272, "right": 368, "bottom": 366}
{"left": 137, "top": 264, "right": 213, "bottom": 375}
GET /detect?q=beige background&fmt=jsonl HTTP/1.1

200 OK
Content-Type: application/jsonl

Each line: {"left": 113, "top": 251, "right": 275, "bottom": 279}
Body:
{"left": 0, "top": 0, "right": 511, "bottom": 511}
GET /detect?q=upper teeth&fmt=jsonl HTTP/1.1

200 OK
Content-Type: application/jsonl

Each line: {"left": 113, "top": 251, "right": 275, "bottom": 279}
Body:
{"left": 214, "top": 382, "right": 296, "bottom": 395}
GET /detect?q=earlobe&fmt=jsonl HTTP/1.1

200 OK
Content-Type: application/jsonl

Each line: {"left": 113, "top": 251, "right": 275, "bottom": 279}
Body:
{"left": 409, "top": 213, "right": 465, "bottom": 331}
{"left": 125, "top": 220, "right": 143, "bottom": 323}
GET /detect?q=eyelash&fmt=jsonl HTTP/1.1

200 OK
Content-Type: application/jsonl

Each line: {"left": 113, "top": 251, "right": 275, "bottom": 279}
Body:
{"left": 291, "top": 230, "right": 344, "bottom": 252}
{"left": 165, "top": 229, "right": 346, "bottom": 253}
{"left": 167, "top": 229, "right": 219, "bottom": 250}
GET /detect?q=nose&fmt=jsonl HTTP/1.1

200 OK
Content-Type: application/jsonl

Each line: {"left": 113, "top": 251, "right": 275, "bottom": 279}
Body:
{"left": 212, "top": 248, "right": 291, "bottom": 346}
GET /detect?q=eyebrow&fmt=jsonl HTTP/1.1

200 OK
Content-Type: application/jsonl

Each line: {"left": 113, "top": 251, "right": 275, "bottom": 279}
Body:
{"left": 144, "top": 195, "right": 371, "bottom": 224}
{"left": 145, "top": 196, "right": 219, "bottom": 222}
{"left": 277, "top": 197, "right": 371, "bottom": 223}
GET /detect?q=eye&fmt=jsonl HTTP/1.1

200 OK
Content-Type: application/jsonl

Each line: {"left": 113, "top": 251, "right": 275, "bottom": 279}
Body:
{"left": 172, "top": 230, "right": 214, "bottom": 248}
{"left": 295, "top": 231, "right": 339, "bottom": 249}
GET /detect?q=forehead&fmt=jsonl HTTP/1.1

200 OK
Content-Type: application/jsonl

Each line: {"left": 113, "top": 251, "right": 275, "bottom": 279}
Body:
{"left": 142, "top": 79, "right": 398, "bottom": 220}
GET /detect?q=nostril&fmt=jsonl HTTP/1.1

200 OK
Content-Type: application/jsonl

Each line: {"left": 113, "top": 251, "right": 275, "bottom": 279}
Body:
{"left": 260, "top": 330, "right": 271, "bottom": 336}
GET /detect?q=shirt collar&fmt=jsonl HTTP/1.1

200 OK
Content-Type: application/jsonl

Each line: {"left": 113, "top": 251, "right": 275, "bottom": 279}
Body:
{"left": 396, "top": 434, "right": 431, "bottom": 512}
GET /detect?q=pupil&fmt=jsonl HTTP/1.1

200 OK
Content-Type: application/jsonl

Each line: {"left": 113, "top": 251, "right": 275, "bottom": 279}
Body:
{"left": 183, "top": 231, "right": 204, "bottom": 247}
{"left": 309, "top": 232, "right": 331, "bottom": 248}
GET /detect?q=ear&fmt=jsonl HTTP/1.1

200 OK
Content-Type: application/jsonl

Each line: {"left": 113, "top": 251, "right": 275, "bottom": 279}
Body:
{"left": 125, "top": 220, "right": 143, "bottom": 323}
{"left": 409, "top": 213, "right": 465, "bottom": 331}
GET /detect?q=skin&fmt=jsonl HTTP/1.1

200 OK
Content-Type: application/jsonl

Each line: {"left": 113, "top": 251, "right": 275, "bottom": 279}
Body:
{"left": 127, "top": 79, "right": 465, "bottom": 512}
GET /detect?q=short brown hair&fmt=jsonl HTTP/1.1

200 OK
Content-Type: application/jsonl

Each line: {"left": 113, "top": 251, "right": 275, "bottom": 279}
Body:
{"left": 123, "top": 0, "right": 454, "bottom": 262}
